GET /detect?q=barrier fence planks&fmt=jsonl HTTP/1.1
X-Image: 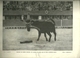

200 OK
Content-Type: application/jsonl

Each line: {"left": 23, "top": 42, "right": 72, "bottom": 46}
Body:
{"left": 3, "top": 19, "right": 72, "bottom": 29}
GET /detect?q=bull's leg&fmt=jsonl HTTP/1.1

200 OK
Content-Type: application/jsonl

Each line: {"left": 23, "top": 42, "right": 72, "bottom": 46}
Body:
{"left": 37, "top": 31, "right": 41, "bottom": 41}
{"left": 44, "top": 33, "right": 48, "bottom": 41}
{"left": 53, "top": 31, "right": 56, "bottom": 41}
{"left": 47, "top": 32, "right": 52, "bottom": 42}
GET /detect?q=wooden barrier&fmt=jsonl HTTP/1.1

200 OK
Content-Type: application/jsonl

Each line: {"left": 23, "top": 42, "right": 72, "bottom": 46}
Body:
{"left": 3, "top": 19, "right": 73, "bottom": 28}
{"left": 4, "top": 26, "right": 72, "bottom": 29}
{"left": 62, "top": 20, "right": 72, "bottom": 27}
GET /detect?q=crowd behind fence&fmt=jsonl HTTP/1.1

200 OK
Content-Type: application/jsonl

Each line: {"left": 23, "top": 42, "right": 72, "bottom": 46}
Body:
{"left": 3, "top": 1, "right": 73, "bottom": 11}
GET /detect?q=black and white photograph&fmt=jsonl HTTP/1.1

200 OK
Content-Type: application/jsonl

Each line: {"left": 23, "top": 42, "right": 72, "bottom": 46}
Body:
{"left": 3, "top": 1, "right": 73, "bottom": 50}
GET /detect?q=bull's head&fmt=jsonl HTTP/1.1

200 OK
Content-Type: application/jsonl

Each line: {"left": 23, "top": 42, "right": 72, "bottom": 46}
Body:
{"left": 21, "top": 19, "right": 31, "bottom": 31}
{"left": 25, "top": 20, "right": 31, "bottom": 31}
{"left": 21, "top": 19, "right": 36, "bottom": 31}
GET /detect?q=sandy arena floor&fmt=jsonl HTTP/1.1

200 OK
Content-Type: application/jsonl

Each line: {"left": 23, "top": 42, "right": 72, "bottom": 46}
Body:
{"left": 3, "top": 28, "right": 73, "bottom": 50}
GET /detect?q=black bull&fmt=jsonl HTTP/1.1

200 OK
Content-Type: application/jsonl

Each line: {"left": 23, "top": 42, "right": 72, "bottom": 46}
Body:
{"left": 26, "top": 20, "right": 56, "bottom": 42}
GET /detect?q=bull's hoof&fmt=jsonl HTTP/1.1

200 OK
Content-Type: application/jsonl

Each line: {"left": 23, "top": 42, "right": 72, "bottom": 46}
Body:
{"left": 49, "top": 39, "right": 51, "bottom": 42}
{"left": 37, "top": 39, "right": 39, "bottom": 41}
{"left": 54, "top": 38, "right": 56, "bottom": 41}
{"left": 37, "top": 40, "right": 39, "bottom": 41}
{"left": 54, "top": 39, "right": 56, "bottom": 41}
{"left": 49, "top": 40, "right": 50, "bottom": 42}
{"left": 49, "top": 41, "right": 50, "bottom": 42}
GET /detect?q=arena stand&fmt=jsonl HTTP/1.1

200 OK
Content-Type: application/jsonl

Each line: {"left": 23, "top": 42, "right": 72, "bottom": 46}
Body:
{"left": 3, "top": 10, "right": 73, "bottom": 29}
